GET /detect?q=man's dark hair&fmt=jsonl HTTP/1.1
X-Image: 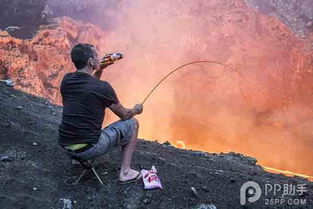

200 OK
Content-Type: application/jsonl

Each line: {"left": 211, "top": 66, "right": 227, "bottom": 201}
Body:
{"left": 71, "top": 43, "right": 95, "bottom": 69}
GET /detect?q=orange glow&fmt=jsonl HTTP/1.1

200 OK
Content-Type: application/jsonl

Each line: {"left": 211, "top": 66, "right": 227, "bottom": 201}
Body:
{"left": 99, "top": 0, "right": 313, "bottom": 178}
{"left": 263, "top": 166, "right": 313, "bottom": 182}
{"left": 175, "top": 140, "right": 186, "bottom": 149}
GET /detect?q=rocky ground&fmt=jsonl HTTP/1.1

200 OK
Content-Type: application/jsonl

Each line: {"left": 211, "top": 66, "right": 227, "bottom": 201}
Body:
{"left": 245, "top": 0, "right": 313, "bottom": 38}
{"left": 0, "top": 84, "right": 312, "bottom": 209}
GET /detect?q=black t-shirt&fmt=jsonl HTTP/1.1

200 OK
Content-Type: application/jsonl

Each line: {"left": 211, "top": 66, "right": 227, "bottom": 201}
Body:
{"left": 58, "top": 71, "right": 118, "bottom": 146}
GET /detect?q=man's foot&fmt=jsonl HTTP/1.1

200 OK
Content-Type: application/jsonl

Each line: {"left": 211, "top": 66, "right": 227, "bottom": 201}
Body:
{"left": 119, "top": 169, "right": 142, "bottom": 184}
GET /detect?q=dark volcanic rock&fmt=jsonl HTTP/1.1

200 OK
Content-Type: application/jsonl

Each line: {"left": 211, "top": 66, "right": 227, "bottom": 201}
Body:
{"left": 0, "top": 0, "right": 48, "bottom": 39}
{"left": 245, "top": 0, "right": 313, "bottom": 37}
{"left": 0, "top": 84, "right": 313, "bottom": 209}
{"left": 0, "top": 17, "right": 107, "bottom": 104}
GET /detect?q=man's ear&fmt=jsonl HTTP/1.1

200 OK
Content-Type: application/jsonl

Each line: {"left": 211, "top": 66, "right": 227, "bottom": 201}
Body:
{"left": 87, "top": 58, "right": 94, "bottom": 67}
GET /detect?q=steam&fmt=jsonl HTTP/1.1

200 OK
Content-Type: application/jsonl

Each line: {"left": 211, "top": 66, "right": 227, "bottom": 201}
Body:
{"left": 49, "top": 0, "right": 313, "bottom": 175}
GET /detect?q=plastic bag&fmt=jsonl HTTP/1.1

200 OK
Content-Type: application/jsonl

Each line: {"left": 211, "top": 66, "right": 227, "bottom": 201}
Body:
{"left": 141, "top": 165, "right": 163, "bottom": 189}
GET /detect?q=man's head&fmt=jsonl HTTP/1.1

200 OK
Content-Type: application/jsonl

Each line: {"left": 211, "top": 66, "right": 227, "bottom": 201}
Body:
{"left": 71, "top": 43, "right": 100, "bottom": 71}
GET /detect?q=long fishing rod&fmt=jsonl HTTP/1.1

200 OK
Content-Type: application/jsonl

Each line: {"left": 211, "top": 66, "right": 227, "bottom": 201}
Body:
{"left": 142, "top": 60, "right": 239, "bottom": 104}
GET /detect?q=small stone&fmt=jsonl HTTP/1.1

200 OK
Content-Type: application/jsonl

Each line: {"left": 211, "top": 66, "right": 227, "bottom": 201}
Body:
{"left": 60, "top": 198, "right": 73, "bottom": 209}
{"left": 194, "top": 204, "right": 217, "bottom": 209}
{"left": 71, "top": 159, "right": 80, "bottom": 166}
{"left": 33, "top": 187, "right": 38, "bottom": 191}
{"left": 230, "top": 178, "right": 236, "bottom": 183}
{"left": 0, "top": 155, "right": 10, "bottom": 162}
{"left": 32, "top": 142, "right": 38, "bottom": 146}
{"left": 190, "top": 187, "right": 198, "bottom": 198}
{"left": 0, "top": 79, "right": 15, "bottom": 87}
{"left": 142, "top": 198, "right": 151, "bottom": 204}
{"left": 201, "top": 186, "right": 210, "bottom": 192}
{"left": 163, "top": 141, "right": 171, "bottom": 146}
{"left": 52, "top": 112, "right": 56, "bottom": 116}
{"left": 193, "top": 151, "right": 209, "bottom": 157}
{"left": 17, "top": 106, "right": 22, "bottom": 110}
{"left": 157, "top": 157, "right": 166, "bottom": 164}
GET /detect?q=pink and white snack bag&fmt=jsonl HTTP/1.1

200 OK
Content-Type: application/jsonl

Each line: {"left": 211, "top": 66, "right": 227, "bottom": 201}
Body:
{"left": 141, "top": 166, "right": 163, "bottom": 189}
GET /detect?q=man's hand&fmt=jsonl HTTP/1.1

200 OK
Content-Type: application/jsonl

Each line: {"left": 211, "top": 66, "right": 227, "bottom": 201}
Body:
{"left": 100, "top": 54, "right": 115, "bottom": 70}
{"left": 109, "top": 102, "right": 143, "bottom": 120}
{"left": 93, "top": 61, "right": 114, "bottom": 79}
{"left": 100, "top": 60, "right": 114, "bottom": 70}
{"left": 133, "top": 104, "right": 143, "bottom": 114}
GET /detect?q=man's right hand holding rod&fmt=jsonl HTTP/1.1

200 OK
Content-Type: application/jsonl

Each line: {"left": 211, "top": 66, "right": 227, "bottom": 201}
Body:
{"left": 109, "top": 102, "right": 143, "bottom": 120}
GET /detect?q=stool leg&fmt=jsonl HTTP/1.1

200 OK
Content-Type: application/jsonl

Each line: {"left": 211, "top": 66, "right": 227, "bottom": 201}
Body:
{"left": 91, "top": 167, "right": 104, "bottom": 185}
{"left": 74, "top": 169, "right": 88, "bottom": 185}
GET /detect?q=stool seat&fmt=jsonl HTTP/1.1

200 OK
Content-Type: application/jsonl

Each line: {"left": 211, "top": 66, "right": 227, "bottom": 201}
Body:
{"left": 66, "top": 143, "right": 89, "bottom": 150}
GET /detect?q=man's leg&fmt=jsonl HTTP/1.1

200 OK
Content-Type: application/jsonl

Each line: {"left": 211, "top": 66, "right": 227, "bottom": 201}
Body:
{"left": 119, "top": 117, "right": 141, "bottom": 182}
{"left": 69, "top": 117, "right": 141, "bottom": 181}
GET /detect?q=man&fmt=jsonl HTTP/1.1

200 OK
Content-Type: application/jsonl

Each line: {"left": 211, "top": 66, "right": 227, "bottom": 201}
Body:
{"left": 58, "top": 43, "right": 143, "bottom": 183}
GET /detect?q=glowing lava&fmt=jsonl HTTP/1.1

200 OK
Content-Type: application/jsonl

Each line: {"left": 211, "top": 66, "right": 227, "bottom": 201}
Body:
{"left": 263, "top": 166, "right": 313, "bottom": 182}
{"left": 175, "top": 140, "right": 186, "bottom": 149}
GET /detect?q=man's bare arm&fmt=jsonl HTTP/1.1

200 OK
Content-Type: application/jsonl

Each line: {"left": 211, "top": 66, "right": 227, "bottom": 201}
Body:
{"left": 93, "top": 61, "right": 114, "bottom": 80}
{"left": 109, "top": 102, "right": 143, "bottom": 120}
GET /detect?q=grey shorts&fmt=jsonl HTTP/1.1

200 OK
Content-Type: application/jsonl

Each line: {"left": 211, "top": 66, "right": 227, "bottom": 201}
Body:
{"left": 70, "top": 118, "right": 136, "bottom": 159}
